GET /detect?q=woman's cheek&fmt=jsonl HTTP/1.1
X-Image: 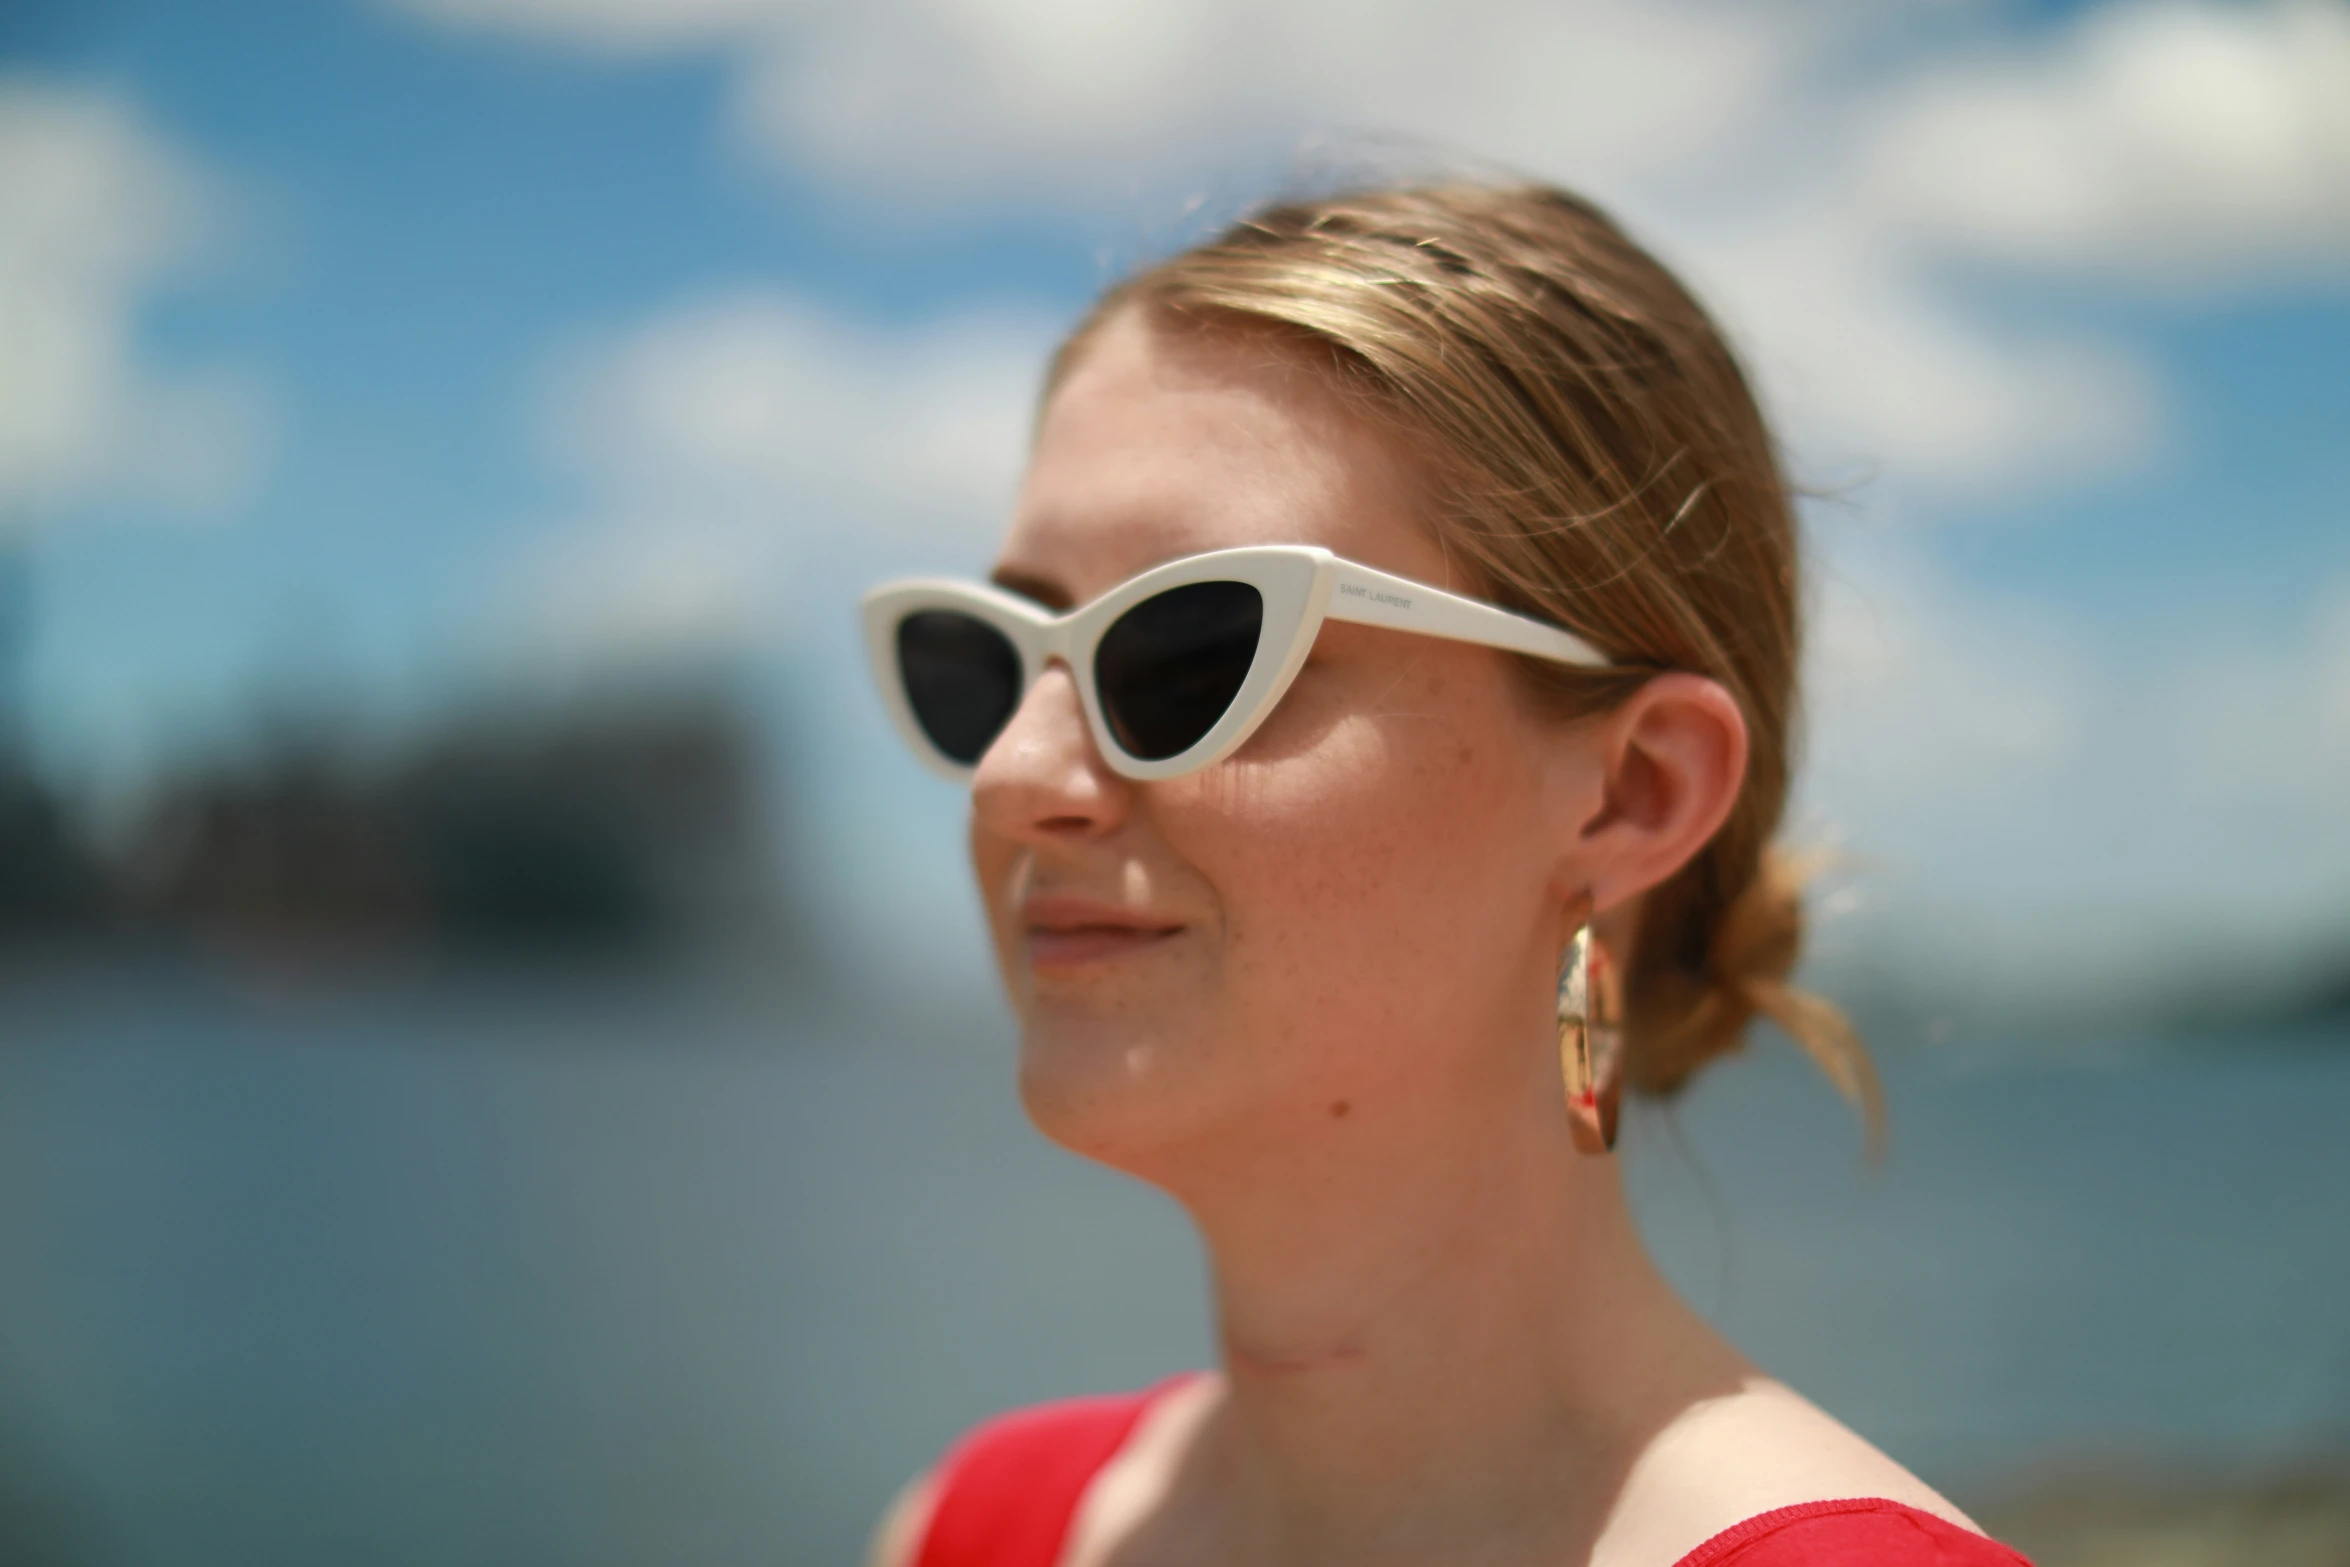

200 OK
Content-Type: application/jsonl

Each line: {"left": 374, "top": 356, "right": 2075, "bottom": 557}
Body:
{"left": 1188, "top": 738, "right": 1433, "bottom": 1003}
{"left": 1235, "top": 683, "right": 1533, "bottom": 973}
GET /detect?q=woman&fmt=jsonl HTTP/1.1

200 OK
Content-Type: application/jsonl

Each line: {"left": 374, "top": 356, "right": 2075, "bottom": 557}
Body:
{"left": 859, "top": 183, "right": 2034, "bottom": 1567}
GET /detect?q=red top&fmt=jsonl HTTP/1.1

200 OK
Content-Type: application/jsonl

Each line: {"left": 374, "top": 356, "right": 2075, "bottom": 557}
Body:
{"left": 914, "top": 1383, "right": 2036, "bottom": 1567}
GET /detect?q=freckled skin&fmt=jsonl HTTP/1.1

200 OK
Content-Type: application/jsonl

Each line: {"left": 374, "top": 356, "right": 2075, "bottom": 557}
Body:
{"left": 969, "top": 309, "right": 1592, "bottom": 1183}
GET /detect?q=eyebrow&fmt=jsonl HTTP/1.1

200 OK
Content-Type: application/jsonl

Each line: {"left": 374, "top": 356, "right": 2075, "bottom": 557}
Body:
{"left": 988, "top": 566, "right": 1073, "bottom": 611}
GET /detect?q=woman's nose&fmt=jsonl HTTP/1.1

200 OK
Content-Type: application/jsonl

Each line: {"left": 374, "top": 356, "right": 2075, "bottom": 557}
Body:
{"left": 970, "top": 660, "right": 1132, "bottom": 842}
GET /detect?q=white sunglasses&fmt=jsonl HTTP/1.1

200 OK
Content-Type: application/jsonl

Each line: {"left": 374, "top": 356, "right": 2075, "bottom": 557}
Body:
{"left": 861, "top": 544, "right": 1614, "bottom": 783}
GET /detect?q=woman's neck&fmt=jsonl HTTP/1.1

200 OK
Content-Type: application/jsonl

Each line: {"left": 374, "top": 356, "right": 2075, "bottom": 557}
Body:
{"left": 1159, "top": 1080, "right": 1751, "bottom": 1567}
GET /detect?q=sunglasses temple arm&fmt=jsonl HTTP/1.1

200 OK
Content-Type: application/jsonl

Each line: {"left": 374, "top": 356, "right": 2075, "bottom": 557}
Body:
{"left": 1324, "top": 560, "right": 1611, "bottom": 669}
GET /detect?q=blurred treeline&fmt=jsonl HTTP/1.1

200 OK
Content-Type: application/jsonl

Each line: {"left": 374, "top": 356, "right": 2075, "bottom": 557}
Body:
{"left": 0, "top": 685, "right": 787, "bottom": 967}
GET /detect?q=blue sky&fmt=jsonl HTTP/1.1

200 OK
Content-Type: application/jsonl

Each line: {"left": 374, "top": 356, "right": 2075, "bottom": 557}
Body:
{"left": 4, "top": 0, "right": 2347, "bottom": 1000}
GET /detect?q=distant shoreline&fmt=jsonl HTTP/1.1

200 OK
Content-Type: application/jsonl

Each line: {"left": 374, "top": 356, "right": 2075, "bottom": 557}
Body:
{"left": 1976, "top": 1457, "right": 2350, "bottom": 1567}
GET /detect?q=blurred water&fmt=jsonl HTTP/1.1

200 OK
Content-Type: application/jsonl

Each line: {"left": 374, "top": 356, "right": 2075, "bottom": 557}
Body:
{"left": 1, "top": 963, "right": 2345, "bottom": 1567}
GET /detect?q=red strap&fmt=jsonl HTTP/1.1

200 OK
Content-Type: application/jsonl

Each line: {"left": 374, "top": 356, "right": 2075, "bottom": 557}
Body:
{"left": 1672, "top": 1498, "right": 2036, "bottom": 1567}
{"left": 913, "top": 1385, "right": 1170, "bottom": 1567}
{"left": 918, "top": 1408, "right": 2035, "bottom": 1567}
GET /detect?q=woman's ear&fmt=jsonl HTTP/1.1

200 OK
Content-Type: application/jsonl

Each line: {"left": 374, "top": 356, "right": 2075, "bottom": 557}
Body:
{"left": 1564, "top": 674, "right": 1749, "bottom": 915}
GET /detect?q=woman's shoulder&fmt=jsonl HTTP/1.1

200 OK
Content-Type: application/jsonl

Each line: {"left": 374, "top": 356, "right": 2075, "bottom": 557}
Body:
{"left": 1605, "top": 1376, "right": 2013, "bottom": 1565}
{"left": 1672, "top": 1498, "right": 2034, "bottom": 1566}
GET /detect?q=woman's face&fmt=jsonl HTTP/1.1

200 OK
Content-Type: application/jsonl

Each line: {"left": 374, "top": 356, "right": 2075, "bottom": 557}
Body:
{"left": 972, "top": 308, "right": 1600, "bottom": 1175}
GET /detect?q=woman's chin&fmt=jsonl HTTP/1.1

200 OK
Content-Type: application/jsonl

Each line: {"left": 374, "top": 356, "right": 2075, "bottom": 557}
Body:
{"left": 1014, "top": 1017, "right": 1227, "bottom": 1173}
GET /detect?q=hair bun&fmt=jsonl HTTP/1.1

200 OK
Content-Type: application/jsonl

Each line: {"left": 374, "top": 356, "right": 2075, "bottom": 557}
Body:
{"left": 1628, "top": 845, "right": 1886, "bottom": 1157}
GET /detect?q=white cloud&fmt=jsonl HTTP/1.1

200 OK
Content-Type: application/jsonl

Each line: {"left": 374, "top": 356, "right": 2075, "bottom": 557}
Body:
{"left": 541, "top": 291, "right": 1050, "bottom": 524}
{"left": 1802, "top": 535, "right": 2094, "bottom": 841}
{"left": 1866, "top": 0, "right": 2350, "bottom": 284}
{"left": 515, "top": 288, "right": 1058, "bottom": 652}
{"left": 0, "top": 78, "right": 274, "bottom": 523}
{"left": 388, "top": 0, "right": 2350, "bottom": 501}
{"left": 2170, "top": 581, "right": 2350, "bottom": 837}
{"left": 394, "top": 0, "right": 1812, "bottom": 200}
{"left": 1677, "top": 198, "right": 2163, "bottom": 495}
{"left": 1797, "top": 528, "right": 2350, "bottom": 954}
{"left": 391, "top": 0, "right": 796, "bottom": 53}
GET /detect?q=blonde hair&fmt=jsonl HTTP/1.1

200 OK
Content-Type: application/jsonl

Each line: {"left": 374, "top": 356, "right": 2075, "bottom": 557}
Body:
{"left": 1053, "top": 182, "right": 1884, "bottom": 1146}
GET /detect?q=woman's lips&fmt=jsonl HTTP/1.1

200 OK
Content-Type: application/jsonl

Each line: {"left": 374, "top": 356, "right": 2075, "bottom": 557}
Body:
{"left": 1021, "top": 896, "right": 1185, "bottom": 968}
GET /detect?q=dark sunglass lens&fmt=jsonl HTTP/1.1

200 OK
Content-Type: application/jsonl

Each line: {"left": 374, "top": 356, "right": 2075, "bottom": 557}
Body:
{"left": 1096, "top": 581, "right": 1266, "bottom": 762}
{"left": 897, "top": 611, "right": 1021, "bottom": 765}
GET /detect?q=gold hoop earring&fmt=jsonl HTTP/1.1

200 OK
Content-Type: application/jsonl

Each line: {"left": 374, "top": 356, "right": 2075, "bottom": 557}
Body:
{"left": 1557, "top": 922, "right": 1624, "bottom": 1154}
